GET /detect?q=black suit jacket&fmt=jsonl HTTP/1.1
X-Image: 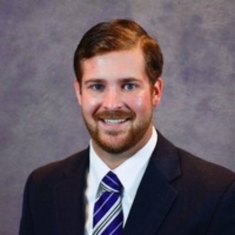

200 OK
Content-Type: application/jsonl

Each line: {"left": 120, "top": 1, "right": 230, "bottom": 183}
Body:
{"left": 20, "top": 132, "right": 235, "bottom": 235}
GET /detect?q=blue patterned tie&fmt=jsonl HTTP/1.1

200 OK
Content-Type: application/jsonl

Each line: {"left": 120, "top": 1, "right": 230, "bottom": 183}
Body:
{"left": 93, "top": 171, "right": 123, "bottom": 235}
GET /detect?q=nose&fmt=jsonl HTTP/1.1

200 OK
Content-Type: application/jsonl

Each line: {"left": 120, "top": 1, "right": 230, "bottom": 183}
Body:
{"left": 102, "top": 88, "right": 122, "bottom": 110}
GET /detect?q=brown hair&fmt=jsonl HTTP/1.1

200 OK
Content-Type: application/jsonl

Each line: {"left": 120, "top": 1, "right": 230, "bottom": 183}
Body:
{"left": 73, "top": 19, "right": 163, "bottom": 85}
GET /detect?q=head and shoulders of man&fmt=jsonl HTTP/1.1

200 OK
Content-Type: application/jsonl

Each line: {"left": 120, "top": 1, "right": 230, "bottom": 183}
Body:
{"left": 31, "top": 19, "right": 235, "bottom": 184}
{"left": 71, "top": 19, "right": 234, "bottom": 181}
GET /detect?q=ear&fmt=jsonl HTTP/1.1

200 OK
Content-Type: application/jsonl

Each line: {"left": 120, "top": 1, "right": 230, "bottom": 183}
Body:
{"left": 74, "top": 80, "right": 82, "bottom": 105}
{"left": 152, "top": 77, "right": 163, "bottom": 107}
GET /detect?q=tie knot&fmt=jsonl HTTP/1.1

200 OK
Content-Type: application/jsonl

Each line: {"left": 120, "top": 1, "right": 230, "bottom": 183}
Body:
{"left": 100, "top": 171, "right": 123, "bottom": 194}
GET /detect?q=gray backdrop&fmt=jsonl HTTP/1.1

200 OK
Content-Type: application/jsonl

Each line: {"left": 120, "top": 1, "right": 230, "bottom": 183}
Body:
{"left": 1, "top": 0, "right": 235, "bottom": 234}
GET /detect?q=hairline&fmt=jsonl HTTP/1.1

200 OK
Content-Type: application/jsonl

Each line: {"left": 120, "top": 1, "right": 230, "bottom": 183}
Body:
{"left": 77, "top": 41, "right": 158, "bottom": 86}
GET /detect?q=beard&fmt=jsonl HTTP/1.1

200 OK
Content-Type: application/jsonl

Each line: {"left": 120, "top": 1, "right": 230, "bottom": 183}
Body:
{"left": 82, "top": 109, "right": 152, "bottom": 154}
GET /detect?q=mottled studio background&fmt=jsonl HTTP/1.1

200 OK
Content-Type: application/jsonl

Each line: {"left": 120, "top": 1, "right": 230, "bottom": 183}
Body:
{"left": 1, "top": 0, "right": 235, "bottom": 234}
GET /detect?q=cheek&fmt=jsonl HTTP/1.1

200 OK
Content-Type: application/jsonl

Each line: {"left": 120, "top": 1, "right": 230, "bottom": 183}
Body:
{"left": 81, "top": 95, "right": 101, "bottom": 114}
{"left": 135, "top": 98, "right": 145, "bottom": 109}
{"left": 128, "top": 94, "right": 152, "bottom": 112}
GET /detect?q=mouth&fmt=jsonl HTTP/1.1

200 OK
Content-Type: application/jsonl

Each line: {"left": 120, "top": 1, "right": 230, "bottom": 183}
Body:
{"left": 103, "top": 118, "right": 127, "bottom": 124}
{"left": 94, "top": 110, "right": 135, "bottom": 126}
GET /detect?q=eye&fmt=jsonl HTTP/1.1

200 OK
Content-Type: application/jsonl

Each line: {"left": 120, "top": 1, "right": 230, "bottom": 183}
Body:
{"left": 123, "top": 83, "right": 137, "bottom": 90}
{"left": 91, "top": 84, "right": 104, "bottom": 91}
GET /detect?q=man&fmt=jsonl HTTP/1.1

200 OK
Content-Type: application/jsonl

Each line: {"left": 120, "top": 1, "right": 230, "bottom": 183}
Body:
{"left": 20, "top": 19, "right": 235, "bottom": 235}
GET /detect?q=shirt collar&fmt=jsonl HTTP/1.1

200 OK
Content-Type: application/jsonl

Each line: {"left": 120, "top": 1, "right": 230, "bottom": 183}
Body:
{"left": 89, "top": 127, "right": 158, "bottom": 197}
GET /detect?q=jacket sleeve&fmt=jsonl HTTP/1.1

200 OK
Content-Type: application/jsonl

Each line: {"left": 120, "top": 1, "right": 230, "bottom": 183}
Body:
{"left": 19, "top": 173, "right": 34, "bottom": 235}
{"left": 207, "top": 180, "right": 235, "bottom": 235}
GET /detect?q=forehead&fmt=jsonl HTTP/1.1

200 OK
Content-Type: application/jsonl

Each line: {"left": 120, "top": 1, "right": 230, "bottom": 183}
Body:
{"left": 81, "top": 47, "right": 146, "bottom": 80}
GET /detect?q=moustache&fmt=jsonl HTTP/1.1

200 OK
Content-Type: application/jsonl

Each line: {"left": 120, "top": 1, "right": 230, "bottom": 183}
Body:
{"left": 94, "top": 110, "right": 135, "bottom": 120}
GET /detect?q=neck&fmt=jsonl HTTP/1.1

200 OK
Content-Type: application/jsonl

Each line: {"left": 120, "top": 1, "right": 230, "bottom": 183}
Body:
{"left": 92, "top": 127, "right": 153, "bottom": 169}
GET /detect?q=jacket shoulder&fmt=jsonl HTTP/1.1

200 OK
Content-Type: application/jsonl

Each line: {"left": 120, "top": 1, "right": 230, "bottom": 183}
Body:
{"left": 176, "top": 147, "right": 235, "bottom": 190}
{"left": 27, "top": 148, "right": 89, "bottom": 186}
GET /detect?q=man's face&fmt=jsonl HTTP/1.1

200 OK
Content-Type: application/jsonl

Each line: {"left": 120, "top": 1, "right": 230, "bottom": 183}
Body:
{"left": 74, "top": 47, "right": 162, "bottom": 156}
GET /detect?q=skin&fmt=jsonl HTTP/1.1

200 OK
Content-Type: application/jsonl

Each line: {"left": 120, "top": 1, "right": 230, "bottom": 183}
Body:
{"left": 74, "top": 46, "right": 163, "bottom": 169}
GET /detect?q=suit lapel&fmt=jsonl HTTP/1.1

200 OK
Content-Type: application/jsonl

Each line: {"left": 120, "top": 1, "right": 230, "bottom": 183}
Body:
{"left": 52, "top": 132, "right": 181, "bottom": 235}
{"left": 54, "top": 149, "right": 89, "bottom": 235}
{"left": 123, "top": 132, "right": 181, "bottom": 235}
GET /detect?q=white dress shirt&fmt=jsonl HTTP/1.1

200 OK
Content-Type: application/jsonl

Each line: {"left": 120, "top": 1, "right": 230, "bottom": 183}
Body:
{"left": 84, "top": 127, "right": 158, "bottom": 235}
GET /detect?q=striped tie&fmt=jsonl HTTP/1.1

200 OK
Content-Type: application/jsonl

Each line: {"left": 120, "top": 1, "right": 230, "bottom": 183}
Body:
{"left": 93, "top": 171, "right": 123, "bottom": 235}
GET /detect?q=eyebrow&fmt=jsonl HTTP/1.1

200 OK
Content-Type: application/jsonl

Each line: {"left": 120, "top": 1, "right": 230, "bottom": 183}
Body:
{"left": 119, "top": 78, "right": 140, "bottom": 83}
{"left": 83, "top": 79, "right": 106, "bottom": 85}
{"left": 83, "top": 77, "right": 141, "bottom": 85}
